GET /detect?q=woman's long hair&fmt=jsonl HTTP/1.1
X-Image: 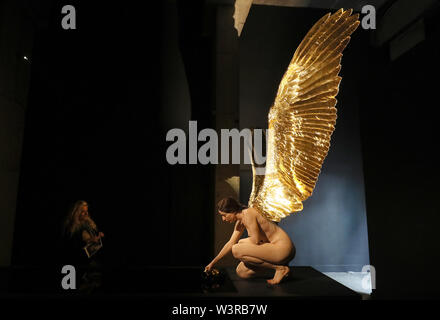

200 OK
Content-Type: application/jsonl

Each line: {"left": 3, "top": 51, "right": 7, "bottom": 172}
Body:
{"left": 63, "top": 200, "right": 97, "bottom": 238}
{"left": 217, "top": 197, "right": 248, "bottom": 214}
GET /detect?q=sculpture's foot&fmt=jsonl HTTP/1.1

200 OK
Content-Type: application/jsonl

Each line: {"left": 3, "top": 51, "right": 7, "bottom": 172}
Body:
{"left": 266, "top": 266, "right": 290, "bottom": 285}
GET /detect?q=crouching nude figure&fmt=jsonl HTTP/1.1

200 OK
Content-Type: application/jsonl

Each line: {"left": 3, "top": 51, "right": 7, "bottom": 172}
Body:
{"left": 205, "top": 197, "right": 295, "bottom": 285}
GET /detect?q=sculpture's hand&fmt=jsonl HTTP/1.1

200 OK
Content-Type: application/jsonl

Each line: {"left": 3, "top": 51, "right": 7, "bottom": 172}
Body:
{"left": 204, "top": 263, "right": 214, "bottom": 273}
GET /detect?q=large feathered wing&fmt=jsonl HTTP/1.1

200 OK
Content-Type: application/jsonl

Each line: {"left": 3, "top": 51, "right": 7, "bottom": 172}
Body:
{"left": 248, "top": 9, "right": 360, "bottom": 222}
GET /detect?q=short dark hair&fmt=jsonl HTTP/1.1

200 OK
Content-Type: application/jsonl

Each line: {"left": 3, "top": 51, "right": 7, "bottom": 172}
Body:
{"left": 217, "top": 197, "right": 247, "bottom": 214}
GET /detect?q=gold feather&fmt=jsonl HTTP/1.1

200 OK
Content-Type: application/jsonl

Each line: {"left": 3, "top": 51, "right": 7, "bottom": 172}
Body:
{"left": 248, "top": 9, "right": 360, "bottom": 222}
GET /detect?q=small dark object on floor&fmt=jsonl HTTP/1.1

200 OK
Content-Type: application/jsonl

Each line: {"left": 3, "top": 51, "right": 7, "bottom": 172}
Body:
{"left": 201, "top": 268, "right": 225, "bottom": 290}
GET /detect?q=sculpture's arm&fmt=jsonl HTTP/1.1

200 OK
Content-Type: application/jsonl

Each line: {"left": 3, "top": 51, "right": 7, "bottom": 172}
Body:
{"left": 205, "top": 221, "right": 245, "bottom": 270}
{"left": 245, "top": 215, "right": 265, "bottom": 245}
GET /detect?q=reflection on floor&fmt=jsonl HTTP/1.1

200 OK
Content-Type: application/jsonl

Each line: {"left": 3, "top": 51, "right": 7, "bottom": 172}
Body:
{"left": 323, "top": 272, "right": 372, "bottom": 298}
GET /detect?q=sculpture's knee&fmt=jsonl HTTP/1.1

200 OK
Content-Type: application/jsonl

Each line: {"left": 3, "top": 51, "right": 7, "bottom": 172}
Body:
{"left": 232, "top": 244, "right": 242, "bottom": 260}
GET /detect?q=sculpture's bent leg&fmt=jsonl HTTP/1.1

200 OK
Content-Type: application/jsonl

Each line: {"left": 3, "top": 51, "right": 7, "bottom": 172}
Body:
{"left": 235, "top": 261, "right": 272, "bottom": 279}
{"left": 232, "top": 242, "right": 293, "bottom": 284}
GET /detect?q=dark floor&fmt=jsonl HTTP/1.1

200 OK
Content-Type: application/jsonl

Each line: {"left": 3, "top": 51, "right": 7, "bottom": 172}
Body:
{"left": 0, "top": 266, "right": 360, "bottom": 300}
{"left": 225, "top": 266, "right": 360, "bottom": 299}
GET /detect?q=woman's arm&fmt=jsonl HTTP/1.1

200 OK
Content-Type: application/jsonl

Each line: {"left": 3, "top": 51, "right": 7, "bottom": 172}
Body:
{"left": 82, "top": 230, "right": 93, "bottom": 243}
{"left": 82, "top": 230, "right": 101, "bottom": 244}
{"left": 205, "top": 221, "right": 245, "bottom": 271}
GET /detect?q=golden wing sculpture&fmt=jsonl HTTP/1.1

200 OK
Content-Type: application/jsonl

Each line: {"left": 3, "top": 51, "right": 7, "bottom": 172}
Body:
{"left": 248, "top": 9, "right": 360, "bottom": 222}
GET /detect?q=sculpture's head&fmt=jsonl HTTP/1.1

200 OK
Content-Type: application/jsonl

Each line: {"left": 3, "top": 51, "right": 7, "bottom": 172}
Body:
{"left": 217, "top": 197, "right": 247, "bottom": 223}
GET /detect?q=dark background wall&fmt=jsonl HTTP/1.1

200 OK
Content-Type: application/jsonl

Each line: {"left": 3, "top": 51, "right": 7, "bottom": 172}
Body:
{"left": 0, "top": 0, "right": 33, "bottom": 266}
{"left": 359, "top": 6, "right": 440, "bottom": 298}
{"left": 238, "top": 6, "right": 370, "bottom": 272}
{"left": 11, "top": 0, "right": 215, "bottom": 268}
